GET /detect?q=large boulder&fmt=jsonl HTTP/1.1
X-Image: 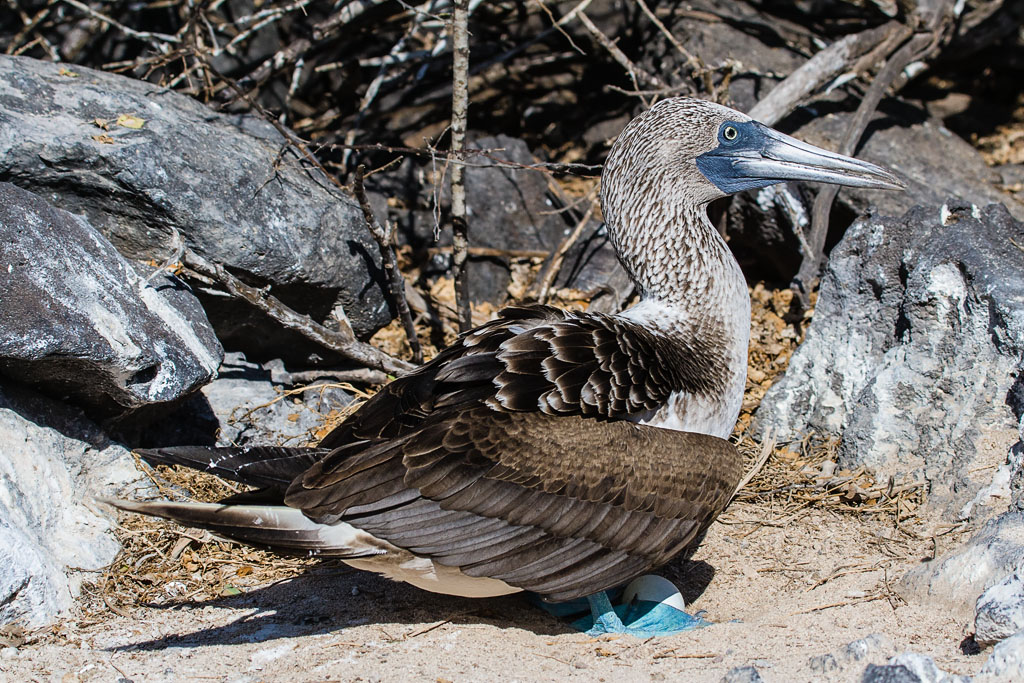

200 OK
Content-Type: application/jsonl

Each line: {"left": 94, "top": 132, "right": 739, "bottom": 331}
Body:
{"left": 0, "top": 381, "right": 146, "bottom": 627}
{"left": 755, "top": 202, "right": 1024, "bottom": 514}
{"left": 0, "top": 55, "right": 392, "bottom": 351}
{"left": 0, "top": 182, "right": 222, "bottom": 420}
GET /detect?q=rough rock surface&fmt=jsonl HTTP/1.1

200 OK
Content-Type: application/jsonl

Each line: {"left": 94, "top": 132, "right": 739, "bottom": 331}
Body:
{"left": 881, "top": 653, "right": 970, "bottom": 683}
{"left": 756, "top": 202, "right": 1024, "bottom": 512}
{"left": 975, "top": 565, "right": 1024, "bottom": 647}
{"left": 140, "top": 352, "right": 354, "bottom": 449}
{"left": 976, "top": 629, "right": 1024, "bottom": 682}
{"left": 0, "top": 55, "right": 391, "bottom": 344}
{"left": 201, "top": 353, "right": 353, "bottom": 448}
{"left": 900, "top": 511, "right": 1024, "bottom": 621}
{"left": 0, "top": 182, "right": 222, "bottom": 419}
{"left": 809, "top": 633, "right": 895, "bottom": 678}
{"left": 0, "top": 381, "right": 147, "bottom": 627}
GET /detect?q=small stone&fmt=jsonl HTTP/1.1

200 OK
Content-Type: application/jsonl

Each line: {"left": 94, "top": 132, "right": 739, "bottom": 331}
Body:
{"left": 976, "top": 565, "right": 1024, "bottom": 646}
{"left": 810, "top": 634, "right": 894, "bottom": 673}
{"left": 721, "top": 665, "right": 763, "bottom": 683}
{"left": 861, "top": 664, "right": 920, "bottom": 683}
{"left": 0, "top": 647, "right": 19, "bottom": 659}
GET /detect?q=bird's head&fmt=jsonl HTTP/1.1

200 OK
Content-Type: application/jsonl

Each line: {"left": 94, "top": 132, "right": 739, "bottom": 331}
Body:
{"left": 602, "top": 97, "right": 903, "bottom": 213}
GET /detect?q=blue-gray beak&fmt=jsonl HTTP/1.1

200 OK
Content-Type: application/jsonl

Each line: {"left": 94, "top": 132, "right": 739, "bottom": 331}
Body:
{"left": 696, "top": 121, "right": 904, "bottom": 195}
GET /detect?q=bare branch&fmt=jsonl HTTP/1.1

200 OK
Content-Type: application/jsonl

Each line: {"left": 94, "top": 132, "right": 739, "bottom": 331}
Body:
{"left": 748, "top": 21, "right": 908, "bottom": 126}
{"left": 450, "top": 0, "right": 472, "bottom": 332}
{"left": 793, "top": 22, "right": 949, "bottom": 306}
{"left": 354, "top": 165, "right": 423, "bottom": 364}
{"left": 181, "top": 249, "right": 414, "bottom": 377}
{"left": 537, "top": 190, "right": 599, "bottom": 304}
{"left": 577, "top": 10, "right": 665, "bottom": 91}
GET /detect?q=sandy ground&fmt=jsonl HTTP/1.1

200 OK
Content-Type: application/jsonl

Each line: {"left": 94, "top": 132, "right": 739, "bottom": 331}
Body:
{"left": 2, "top": 497, "right": 987, "bottom": 683}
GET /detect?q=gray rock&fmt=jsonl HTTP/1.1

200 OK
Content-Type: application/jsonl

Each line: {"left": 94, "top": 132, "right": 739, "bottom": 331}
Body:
{"left": 0, "top": 182, "right": 222, "bottom": 420}
{"left": 0, "top": 381, "right": 147, "bottom": 627}
{"left": 900, "top": 510, "right": 1024, "bottom": 620}
{"left": 886, "top": 653, "right": 970, "bottom": 683}
{"left": 721, "top": 665, "right": 764, "bottom": 683}
{"left": 976, "top": 628, "right": 1024, "bottom": 682}
{"left": 0, "top": 55, "right": 391, "bottom": 344}
{"left": 810, "top": 634, "right": 895, "bottom": 676}
{"left": 756, "top": 202, "right": 1024, "bottom": 513}
{"left": 200, "top": 352, "right": 353, "bottom": 447}
{"left": 861, "top": 664, "right": 921, "bottom": 683}
{"left": 976, "top": 565, "right": 1024, "bottom": 647}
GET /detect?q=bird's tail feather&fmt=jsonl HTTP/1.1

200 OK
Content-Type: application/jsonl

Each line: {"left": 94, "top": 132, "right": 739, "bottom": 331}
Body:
{"left": 100, "top": 497, "right": 384, "bottom": 558}
{"left": 135, "top": 446, "right": 328, "bottom": 491}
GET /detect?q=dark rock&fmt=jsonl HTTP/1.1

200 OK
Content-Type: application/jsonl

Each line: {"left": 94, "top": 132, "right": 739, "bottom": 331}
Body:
{"left": 0, "top": 55, "right": 391, "bottom": 349}
{"left": 0, "top": 380, "right": 146, "bottom": 627}
{"left": 646, "top": 0, "right": 806, "bottom": 113}
{"left": 900, "top": 511, "right": 1024, "bottom": 621}
{"left": 553, "top": 220, "right": 635, "bottom": 314}
{"left": 756, "top": 202, "right": 1024, "bottom": 514}
{"left": 459, "top": 135, "right": 571, "bottom": 304}
{"left": 975, "top": 565, "right": 1024, "bottom": 647}
{"left": 184, "top": 352, "right": 352, "bottom": 448}
{"left": 0, "top": 182, "right": 222, "bottom": 420}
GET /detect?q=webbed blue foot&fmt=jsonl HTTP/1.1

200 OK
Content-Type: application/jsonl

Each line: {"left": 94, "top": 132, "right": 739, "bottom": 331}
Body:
{"left": 532, "top": 575, "right": 711, "bottom": 637}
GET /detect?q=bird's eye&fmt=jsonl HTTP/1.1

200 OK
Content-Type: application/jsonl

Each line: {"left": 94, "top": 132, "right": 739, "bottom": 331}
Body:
{"left": 722, "top": 124, "right": 739, "bottom": 141}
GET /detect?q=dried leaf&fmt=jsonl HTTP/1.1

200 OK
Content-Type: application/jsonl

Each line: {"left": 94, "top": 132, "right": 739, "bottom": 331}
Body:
{"left": 92, "top": 134, "right": 115, "bottom": 144}
{"left": 116, "top": 114, "right": 145, "bottom": 129}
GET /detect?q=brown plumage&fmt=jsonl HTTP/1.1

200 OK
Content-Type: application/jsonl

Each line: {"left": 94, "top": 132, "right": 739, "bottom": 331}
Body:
{"left": 108, "top": 97, "right": 902, "bottom": 605}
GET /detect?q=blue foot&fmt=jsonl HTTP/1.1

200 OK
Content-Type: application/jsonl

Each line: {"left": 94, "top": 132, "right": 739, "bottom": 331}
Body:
{"left": 532, "top": 578, "right": 711, "bottom": 638}
{"left": 573, "top": 590, "right": 710, "bottom": 637}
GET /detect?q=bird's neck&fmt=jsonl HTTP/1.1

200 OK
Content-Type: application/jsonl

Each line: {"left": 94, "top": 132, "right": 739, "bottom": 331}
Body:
{"left": 610, "top": 200, "right": 751, "bottom": 438}
{"left": 609, "top": 201, "right": 747, "bottom": 314}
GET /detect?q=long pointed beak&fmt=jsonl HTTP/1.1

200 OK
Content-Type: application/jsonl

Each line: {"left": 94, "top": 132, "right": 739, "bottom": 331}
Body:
{"left": 695, "top": 121, "right": 904, "bottom": 194}
{"left": 737, "top": 123, "right": 904, "bottom": 190}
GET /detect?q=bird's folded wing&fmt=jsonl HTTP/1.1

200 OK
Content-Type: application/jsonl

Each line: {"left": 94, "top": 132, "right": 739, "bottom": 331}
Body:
{"left": 318, "top": 304, "right": 731, "bottom": 449}
{"left": 286, "top": 406, "right": 742, "bottom": 601}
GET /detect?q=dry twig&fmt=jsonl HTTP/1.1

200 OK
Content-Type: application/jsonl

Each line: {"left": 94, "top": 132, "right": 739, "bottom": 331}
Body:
{"left": 354, "top": 165, "right": 423, "bottom": 363}
{"left": 181, "top": 248, "right": 413, "bottom": 376}
{"left": 449, "top": 0, "right": 472, "bottom": 332}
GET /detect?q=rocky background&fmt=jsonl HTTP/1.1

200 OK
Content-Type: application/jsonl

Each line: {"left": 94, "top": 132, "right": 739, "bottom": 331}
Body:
{"left": 2, "top": 0, "right": 1024, "bottom": 680}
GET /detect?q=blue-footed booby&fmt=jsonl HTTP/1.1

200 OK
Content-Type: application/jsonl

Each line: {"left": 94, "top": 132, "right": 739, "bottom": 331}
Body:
{"left": 106, "top": 98, "right": 901, "bottom": 637}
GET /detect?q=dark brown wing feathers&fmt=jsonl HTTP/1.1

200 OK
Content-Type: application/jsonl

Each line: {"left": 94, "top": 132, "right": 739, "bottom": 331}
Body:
{"left": 281, "top": 305, "right": 742, "bottom": 601}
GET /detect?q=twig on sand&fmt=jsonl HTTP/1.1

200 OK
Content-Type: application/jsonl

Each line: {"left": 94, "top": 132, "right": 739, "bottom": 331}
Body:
{"left": 732, "top": 428, "right": 776, "bottom": 500}
{"left": 354, "top": 165, "right": 423, "bottom": 363}
{"left": 181, "top": 248, "right": 414, "bottom": 376}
